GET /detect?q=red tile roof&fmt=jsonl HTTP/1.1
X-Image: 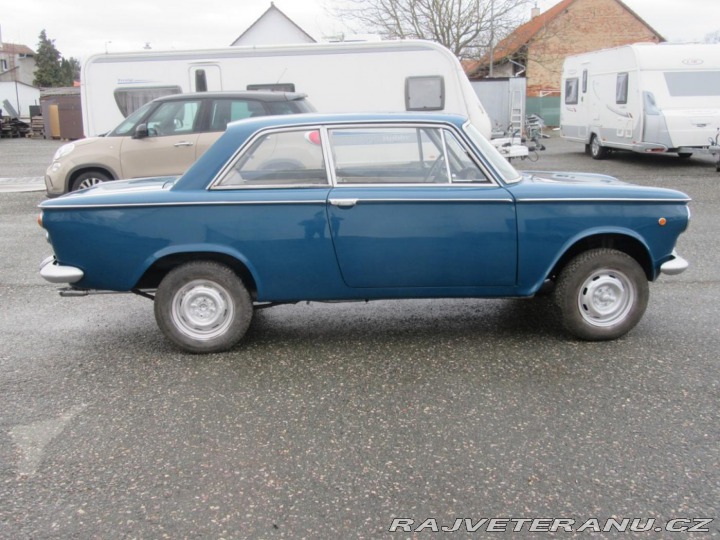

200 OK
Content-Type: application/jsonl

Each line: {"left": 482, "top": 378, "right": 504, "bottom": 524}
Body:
{"left": 0, "top": 42, "right": 36, "bottom": 56}
{"left": 466, "top": 0, "right": 664, "bottom": 74}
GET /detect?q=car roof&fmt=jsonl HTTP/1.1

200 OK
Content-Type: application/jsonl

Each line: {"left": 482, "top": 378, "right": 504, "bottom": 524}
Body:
{"left": 155, "top": 91, "right": 308, "bottom": 103}
{"left": 224, "top": 111, "right": 469, "bottom": 132}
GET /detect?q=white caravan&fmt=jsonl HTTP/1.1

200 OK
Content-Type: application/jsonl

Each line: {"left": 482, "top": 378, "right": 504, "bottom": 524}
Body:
{"left": 81, "top": 40, "right": 491, "bottom": 138}
{"left": 560, "top": 43, "right": 720, "bottom": 164}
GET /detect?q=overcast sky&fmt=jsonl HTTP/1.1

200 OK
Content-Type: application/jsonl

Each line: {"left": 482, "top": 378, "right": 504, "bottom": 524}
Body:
{"left": 1, "top": 0, "right": 718, "bottom": 62}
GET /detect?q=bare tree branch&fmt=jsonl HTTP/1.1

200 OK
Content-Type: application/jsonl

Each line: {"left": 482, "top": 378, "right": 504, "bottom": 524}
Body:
{"left": 329, "top": 0, "right": 532, "bottom": 58}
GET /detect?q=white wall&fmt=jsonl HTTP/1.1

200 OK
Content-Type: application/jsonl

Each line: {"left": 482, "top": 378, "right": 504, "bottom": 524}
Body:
{"left": 0, "top": 81, "right": 40, "bottom": 116}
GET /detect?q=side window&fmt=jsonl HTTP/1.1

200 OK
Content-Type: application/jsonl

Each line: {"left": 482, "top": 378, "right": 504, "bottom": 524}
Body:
{"left": 564, "top": 78, "right": 579, "bottom": 104}
{"left": 406, "top": 76, "right": 445, "bottom": 111}
{"left": 209, "top": 100, "right": 266, "bottom": 131}
{"left": 616, "top": 72, "right": 629, "bottom": 104}
{"left": 582, "top": 70, "right": 588, "bottom": 93}
{"left": 216, "top": 129, "right": 327, "bottom": 187}
{"left": 145, "top": 100, "right": 201, "bottom": 137}
{"left": 330, "top": 127, "right": 448, "bottom": 184}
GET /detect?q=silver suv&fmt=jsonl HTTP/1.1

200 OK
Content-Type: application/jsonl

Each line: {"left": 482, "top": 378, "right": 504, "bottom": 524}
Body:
{"left": 45, "top": 91, "right": 314, "bottom": 196}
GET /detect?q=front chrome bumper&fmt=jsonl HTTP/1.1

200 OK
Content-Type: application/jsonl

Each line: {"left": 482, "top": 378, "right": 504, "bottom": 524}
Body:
{"left": 39, "top": 255, "right": 84, "bottom": 284}
{"left": 660, "top": 250, "right": 689, "bottom": 276}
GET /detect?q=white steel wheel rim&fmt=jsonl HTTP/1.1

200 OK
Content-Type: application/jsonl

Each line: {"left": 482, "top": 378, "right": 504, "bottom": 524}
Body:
{"left": 171, "top": 279, "right": 235, "bottom": 341}
{"left": 577, "top": 269, "right": 635, "bottom": 327}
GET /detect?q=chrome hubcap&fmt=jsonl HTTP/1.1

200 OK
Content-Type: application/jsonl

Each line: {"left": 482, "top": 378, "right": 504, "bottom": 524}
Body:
{"left": 171, "top": 280, "right": 234, "bottom": 340}
{"left": 578, "top": 269, "right": 635, "bottom": 327}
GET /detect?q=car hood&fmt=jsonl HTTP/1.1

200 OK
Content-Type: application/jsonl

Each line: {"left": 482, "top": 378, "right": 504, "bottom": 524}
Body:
{"left": 513, "top": 170, "right": 690, "bottom": 202}
{"left": 521, "top": 171, "right": 628, "bottom": 185}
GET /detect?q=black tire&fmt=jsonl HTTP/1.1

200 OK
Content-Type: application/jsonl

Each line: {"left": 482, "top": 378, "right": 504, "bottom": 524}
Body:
{"left": 154, "top": 261, "right": 253, "bottom": 353}
{"left": 553, "top": 249, "right": 648, "bottom": 341}
{"left": 589, "top": 135, "right": 609, "bottom": 160}
{"left": 677, "top": 152, "right": 692, "bottom": 159}
{"left": 71, "top": 170, "right": 111, "bottom": 192}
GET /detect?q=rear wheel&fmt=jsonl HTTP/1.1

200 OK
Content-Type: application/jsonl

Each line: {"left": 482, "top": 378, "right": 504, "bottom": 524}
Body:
{"left": 554, "top": 249, "right": 648, "bottom": 341}
{"left": 589, "top": 135, "right": 609, "bottom": 160}
{"left": 677, "top": 152, "right": 692, "bottom": 159}
{"left": 154, "top": 261, "right": 253, "bottom": 353}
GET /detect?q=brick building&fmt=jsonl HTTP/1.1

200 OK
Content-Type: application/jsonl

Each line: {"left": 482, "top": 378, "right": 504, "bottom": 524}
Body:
{"left": 466, "top": 0, "right": 664, "bottom": 98}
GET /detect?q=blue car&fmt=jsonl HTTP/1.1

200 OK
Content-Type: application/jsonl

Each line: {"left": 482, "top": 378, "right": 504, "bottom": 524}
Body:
{"left": 38, "top": 113, "right": 690, "bottom": 353}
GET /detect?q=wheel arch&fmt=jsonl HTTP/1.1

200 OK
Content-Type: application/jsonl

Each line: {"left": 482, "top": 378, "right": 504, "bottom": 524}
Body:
{"left": 548, "top": 232, "right": 653, "bottom": 283}
{"left": 67, "top": 164, "right": 118, "bottom": 192}
{"left": 134, "top": 249, "right": 260, "bottom": 298}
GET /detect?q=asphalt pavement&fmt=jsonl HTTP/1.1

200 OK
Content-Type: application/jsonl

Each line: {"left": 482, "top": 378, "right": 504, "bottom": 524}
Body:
{"left": 0, "top": 135, "right": 718, "bottom": 538}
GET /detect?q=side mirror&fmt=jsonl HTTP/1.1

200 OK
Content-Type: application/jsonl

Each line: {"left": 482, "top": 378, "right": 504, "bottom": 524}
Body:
{"left": 132, "top": 123, "right": 149, "bottom": 139}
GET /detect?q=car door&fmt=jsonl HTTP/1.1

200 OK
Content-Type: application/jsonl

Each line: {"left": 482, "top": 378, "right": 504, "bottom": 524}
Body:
{"left": 119, "top": 98, "right": 203, "bottom": 178}
{"left": 325, "top": 125, "right": 517, "bottom": 289}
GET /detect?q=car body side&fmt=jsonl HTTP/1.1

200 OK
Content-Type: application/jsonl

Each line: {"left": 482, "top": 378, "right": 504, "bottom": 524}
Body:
{"left": 39, "top": 114, "right": 690, "bottom": 303}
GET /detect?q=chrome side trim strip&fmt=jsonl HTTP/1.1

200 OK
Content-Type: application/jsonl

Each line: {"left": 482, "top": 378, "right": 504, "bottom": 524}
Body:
{"left": 43, "top": 200, "right": 328, "bottom": 210}
{"left": 516, "top": 198, "right": 692, "bottom": 203}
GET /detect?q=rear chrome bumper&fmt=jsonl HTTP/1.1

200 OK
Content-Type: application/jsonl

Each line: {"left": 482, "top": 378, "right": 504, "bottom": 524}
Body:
{"left": 660, "top": 250, "right": 689, "bottom": 276}
{"left": 39, "top": 255, "right": 84, "bottom": 284}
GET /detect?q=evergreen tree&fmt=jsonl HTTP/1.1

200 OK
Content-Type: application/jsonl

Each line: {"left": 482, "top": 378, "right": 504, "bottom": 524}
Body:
{"left": 33, "top": 29, "right": 80, "bottom": 87}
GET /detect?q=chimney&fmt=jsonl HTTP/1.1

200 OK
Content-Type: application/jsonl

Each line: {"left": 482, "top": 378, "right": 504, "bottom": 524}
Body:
{"left": 531, "top": 5, "right": 541, "bottom": 18}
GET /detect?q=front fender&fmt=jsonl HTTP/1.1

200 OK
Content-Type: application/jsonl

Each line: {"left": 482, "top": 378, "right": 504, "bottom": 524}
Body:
{"left": 518, "top": 226, "right": 653, "bottom": 296}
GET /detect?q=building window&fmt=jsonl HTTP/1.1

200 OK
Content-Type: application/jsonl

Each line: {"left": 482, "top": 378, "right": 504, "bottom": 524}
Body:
{"left": 0, "top": 59, "right": 8, "bottom": 72}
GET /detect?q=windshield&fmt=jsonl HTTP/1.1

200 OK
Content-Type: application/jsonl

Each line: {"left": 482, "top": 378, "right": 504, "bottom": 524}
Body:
{"left": 108, "top": 101, "right": 155, "bottom": 137}
{"left": 463, "top": 122, "right": 522, "bottom": 184}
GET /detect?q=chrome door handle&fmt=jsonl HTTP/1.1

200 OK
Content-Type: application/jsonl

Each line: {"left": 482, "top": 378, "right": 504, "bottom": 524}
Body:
{"left": 329, "top": 198, "right": 358, "bottom": 208}
{"left": 174, "top": 141, "right": 194, "bottom": 147}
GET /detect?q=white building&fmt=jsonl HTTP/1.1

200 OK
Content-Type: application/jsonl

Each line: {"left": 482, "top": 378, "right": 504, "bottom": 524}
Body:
{"left": 230, "top": 3, "right": 316, "bottom": 46}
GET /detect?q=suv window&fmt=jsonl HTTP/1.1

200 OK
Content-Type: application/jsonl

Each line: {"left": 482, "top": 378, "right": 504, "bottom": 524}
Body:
{"left": 209, "top": 99, "right": 266, "bottom": 131}
{"left": 146, "top": 100, "right": 202, "bottom": 137}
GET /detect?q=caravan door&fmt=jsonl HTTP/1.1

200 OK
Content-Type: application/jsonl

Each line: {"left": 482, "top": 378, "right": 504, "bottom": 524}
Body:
{"left": 190, "top": 64, "right": 223, "bottom": 92}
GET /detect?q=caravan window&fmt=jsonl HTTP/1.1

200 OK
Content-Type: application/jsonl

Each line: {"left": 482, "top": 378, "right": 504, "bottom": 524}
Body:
{"left": 616, "top": 73, "right": 629, "bottom": 104}
{"left": 406, "top": 76, "right": 445, "bottom": 111}
{"left": 113, "top": 86, "right": 182, "bottom": 117}
{"left": 664, "top": 71, "right": 720, "bottom": 97}
{"left": 564, "top": 78, "right": 579, "bottom": 104}
{"left": 582, "top": 70, "right": 588, "bottom": 93}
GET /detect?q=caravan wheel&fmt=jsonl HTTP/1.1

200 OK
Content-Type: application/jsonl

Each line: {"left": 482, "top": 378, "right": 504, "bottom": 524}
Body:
{"left": 590, "top": 135, "right": 609, "bottom": 160}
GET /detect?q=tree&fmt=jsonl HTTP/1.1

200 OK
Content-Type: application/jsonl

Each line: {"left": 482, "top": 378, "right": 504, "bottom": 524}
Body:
{"left": 33, "top": 29, "right": 80, "bottom": 87}
{"left": 330, "top": 0, "right": 532, "bottom": 59}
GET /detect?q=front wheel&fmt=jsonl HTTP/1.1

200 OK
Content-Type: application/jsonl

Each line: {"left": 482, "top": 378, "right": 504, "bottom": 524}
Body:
{"left": 553, "top": 249, "right": 648, "bottom": 341}
{"left": 71, "top": 170, "right": 111, "bottom": 191}
{"left": 154, "top": 261, "right": 253, "bottom": 353}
